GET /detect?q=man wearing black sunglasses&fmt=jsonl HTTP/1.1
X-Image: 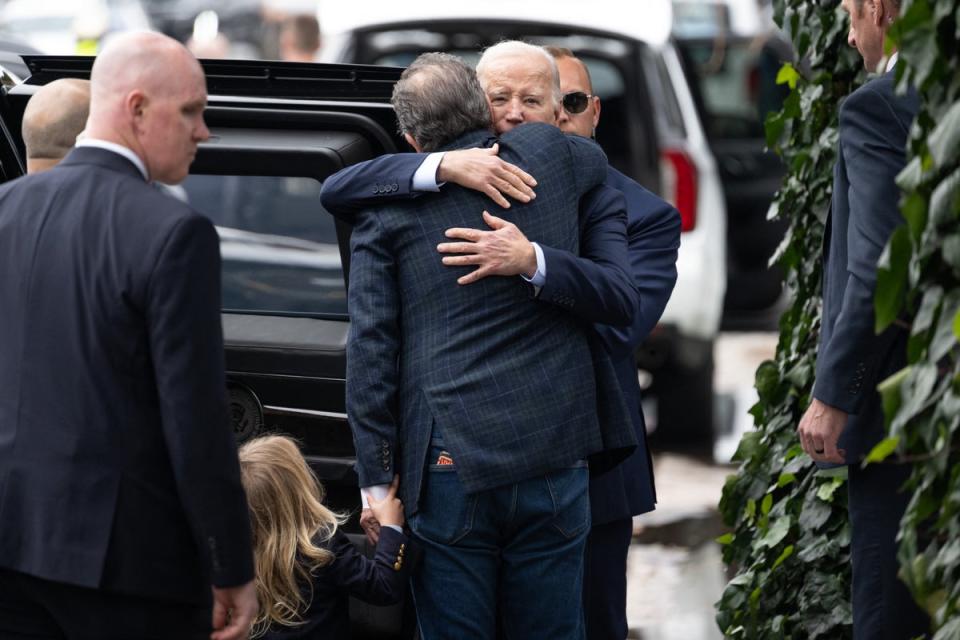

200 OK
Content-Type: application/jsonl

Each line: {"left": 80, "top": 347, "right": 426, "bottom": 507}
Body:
{"left": 546, "top": 46, "right": 681, "bottom": 640}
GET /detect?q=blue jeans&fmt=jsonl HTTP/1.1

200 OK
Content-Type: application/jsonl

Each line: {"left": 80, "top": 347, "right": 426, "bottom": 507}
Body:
{"left": 409, "top": 436, "right": 590, "bottom": 640}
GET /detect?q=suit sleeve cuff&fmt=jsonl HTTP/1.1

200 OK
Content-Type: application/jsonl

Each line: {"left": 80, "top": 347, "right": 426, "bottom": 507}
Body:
{"left": 360, "top": 484, "right": 392, "bottom": 509}
{"left": 520, "top": 242, "right": 546, "bottom": 291}
{"left": 412, "top": 152, "right": 445, "bottom": 192}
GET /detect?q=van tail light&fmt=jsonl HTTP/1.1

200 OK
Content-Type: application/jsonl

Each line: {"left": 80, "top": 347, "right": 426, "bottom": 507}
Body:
{"left": 660, "top": 148, "right": 698, "bottom": 232}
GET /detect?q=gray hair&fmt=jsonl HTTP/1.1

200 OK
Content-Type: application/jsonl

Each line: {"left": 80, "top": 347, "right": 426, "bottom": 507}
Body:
{"left": 391, "top": 52, "right": 491, "bottom": 152}
{"left": 476, "top": 40, "right": 561, "bottom": 106}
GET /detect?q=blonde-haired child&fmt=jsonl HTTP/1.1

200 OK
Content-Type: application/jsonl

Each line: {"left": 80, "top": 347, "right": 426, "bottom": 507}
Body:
{"left": 239, "top": 435, "right": 410, "bottom": 639}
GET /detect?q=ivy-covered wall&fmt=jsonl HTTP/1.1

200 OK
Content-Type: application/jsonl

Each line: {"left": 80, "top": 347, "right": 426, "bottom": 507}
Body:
{"left": 715, "top": 0, "right": 960, "bottom": 637}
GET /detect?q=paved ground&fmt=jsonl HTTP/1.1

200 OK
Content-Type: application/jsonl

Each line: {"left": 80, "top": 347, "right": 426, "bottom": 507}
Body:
{"left": 625, "top": 331, "right": 777, "bottom": 640}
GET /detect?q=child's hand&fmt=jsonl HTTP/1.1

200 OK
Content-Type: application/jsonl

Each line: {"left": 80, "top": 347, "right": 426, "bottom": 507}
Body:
{"left": 367, "top": 476, "right": 404, "bottom": 529}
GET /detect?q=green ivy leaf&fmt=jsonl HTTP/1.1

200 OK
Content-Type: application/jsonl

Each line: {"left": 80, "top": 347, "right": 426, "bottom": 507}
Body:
{"left": 878, "top": 367, "right": 911, "bottom": 428}
{"left": 760, "top": 516, "right": 792, "bottom": 548}
{"left": 762, "top": 493, "right": 774, "bottom": 516}
{"left": 816, "top": 477, "right": 844, "bottom": 502}
{"left": 799, "top": 496, "right": 833, "bottom": 531}
{"left": 864, "top": 436, "right": 901, "bottom": 465}
{"left": 716, "top": 533, "right": 735, "bottom": 545}
{"left": 944, "top": 234, "right": 960, "bottom": 272}
{"left": 901, "top": 192, "right": 928, "bottom": 242}
{"left": 777, "top": 472, "right": 797, "bottom": 488}
{"left": 929, "top": 167, "right": 960, "bottom": 228}
{"left": 954, "top": 308, "right": 960, "bottom": 341}
{"left": 776, "top": 62, "right": 801, "bottom": 90}
{"left": 930, "top": 291, "right": 960, "bottom": 362}
{"left": 772, "top": 544, "right": 795, "bottom": 570}
{"left": 897, "top": 156, "right": 926, "bottom": 191}
{"left": 875, "top": 225, "right": 913, "bottom": 332}
{"left": 928, "top": 100, "right": 960, "bottom": 171}
{"left": 755, "top": 360, "right": 782, "bottom": 399}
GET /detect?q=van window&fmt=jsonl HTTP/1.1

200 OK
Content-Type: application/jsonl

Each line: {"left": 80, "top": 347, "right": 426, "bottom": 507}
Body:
{"left": 181, "top": 174, "right": 346, "bottom": 317}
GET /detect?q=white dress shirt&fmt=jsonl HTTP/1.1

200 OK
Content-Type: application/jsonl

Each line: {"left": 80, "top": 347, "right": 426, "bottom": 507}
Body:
{"left": 75, "top": 138, "right": 149, "bottom": 181}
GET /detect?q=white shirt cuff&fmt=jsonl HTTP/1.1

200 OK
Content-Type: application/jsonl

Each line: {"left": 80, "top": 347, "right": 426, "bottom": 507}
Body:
{"left": 520, "top": 242, "right": 546, "bottom": 288}
{"left": 360, "top": 484, "right": 391, "bottom": 509}
{"left": 383, "top": 524, "right": 403, "bottom": 533}
{"left": 412, "top": 152, "right": 445, "bottom": 192}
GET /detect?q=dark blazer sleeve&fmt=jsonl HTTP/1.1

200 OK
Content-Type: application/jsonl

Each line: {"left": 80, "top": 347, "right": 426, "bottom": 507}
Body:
{"left": 322, "top": 528, "right": 411, "bottom": 605}
{"left": 813, "top": 84, "right": 911, "bottom": 414}
{"left": 319, "top": 153, "right": 428, "bottom": 221}
{"left": 345, "top": 212, "right": 401, "bottom": 488}
{"left": 145, "top": 214, "right": 254, "bottom": 588}
{"left": 593, "top": 186, "right": 681, "bottom": 354}
{"left": 536, "top": 184, "right": 638, "bottom": 327}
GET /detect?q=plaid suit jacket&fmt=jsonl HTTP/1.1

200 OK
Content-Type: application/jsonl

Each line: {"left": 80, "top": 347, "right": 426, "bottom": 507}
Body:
{"left": 347, "top": 123, "right": 629, "bottom": 512}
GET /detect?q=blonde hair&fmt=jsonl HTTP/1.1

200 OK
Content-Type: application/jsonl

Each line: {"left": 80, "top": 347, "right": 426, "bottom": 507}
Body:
{"left": 239, "top": 435, "right": 348, "bottom": 637}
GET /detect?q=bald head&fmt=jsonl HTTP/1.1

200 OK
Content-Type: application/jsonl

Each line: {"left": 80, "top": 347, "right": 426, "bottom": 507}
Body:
{"left": 86, "top": 31, "right": 209, "bottom": 184}
{"left": 23, "top": 79, "right": 90, "bottom": 173}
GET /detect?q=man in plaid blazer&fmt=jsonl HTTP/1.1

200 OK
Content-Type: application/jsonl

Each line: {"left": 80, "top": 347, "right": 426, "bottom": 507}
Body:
{"left": 346, "top": 52, "right": 634, "bottom": 639}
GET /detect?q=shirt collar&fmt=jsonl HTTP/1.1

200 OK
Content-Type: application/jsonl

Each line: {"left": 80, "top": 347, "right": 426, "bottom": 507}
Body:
{"left": 74, "top": 138, "right": 149, "bottom": 181}
{"left": 885, "top": 51, "right": 899, "bottom": 73}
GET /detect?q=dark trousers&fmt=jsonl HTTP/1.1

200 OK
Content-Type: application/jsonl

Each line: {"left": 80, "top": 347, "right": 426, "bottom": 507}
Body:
{"left": 0, "top": 569, "right": 210, "bottom": 640}
{"left": 848, "top": 461, "right": 930, "bottom": 639}
{"left": 583, "top": 518, "right": 633, "bottom": 640}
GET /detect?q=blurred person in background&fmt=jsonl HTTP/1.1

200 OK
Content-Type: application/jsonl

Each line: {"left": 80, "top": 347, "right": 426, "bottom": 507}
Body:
{"left": 278, "top": 14, "right": 320, "bottom": 62}
{"left": 22, "top": 78, "right": 90, "bottom": 173}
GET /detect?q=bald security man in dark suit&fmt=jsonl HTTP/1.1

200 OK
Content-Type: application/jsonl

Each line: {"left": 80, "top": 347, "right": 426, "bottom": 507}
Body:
{"left": 0, "top": 32, "right": 256, "bottom": 640}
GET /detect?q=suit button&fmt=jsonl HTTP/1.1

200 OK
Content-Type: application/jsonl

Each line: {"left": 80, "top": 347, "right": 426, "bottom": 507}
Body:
{"left": 391, "top": 183, "right": 399, "bottom": 191}
{"left": 372, "top": 185, "right": 378, "bottom": 194}
{"left": 393, "top": 561, "right": 402, "bottom": 571}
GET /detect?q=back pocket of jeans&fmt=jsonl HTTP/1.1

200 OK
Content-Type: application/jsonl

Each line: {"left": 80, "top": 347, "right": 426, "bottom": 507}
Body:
{"left": 410, "top": 448, "right": 476, "bottom": 545}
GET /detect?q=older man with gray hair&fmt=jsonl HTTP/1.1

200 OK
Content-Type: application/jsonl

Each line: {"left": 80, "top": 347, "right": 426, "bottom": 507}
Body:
{"left": 22, "top": 78, "right": 90, "bottom": 173}
{"left": 346, "top": 51, "right": 632, "bottom": 639}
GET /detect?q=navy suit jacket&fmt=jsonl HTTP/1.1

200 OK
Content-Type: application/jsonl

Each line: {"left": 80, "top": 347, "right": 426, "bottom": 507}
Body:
{"left": 587, "top": 167, "right": 679, "bottom": 523}
{"left": 0, "top": 147, "right": 253, "bottom": 603}
{"left": 323, "top": 151, "right": 677, "bottom": 523}
{"left": 814, "top": 71, "right": 919, "bottom": 462}
{"left": 346, "top": 123, "right": 636, "bottom": 513}
{"left": 262, "top": 527, "right": 411, "bottom": 640}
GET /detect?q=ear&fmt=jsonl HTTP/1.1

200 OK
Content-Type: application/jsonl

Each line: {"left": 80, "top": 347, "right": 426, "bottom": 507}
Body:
{"left": 125, "top": 89, "right": 147, "bottom": 128}
{"left": 870, "top": 0, "right": 885, "bottom": 25}
{"left": 403, "top": 132, "right": 422, "bottom": 153}
{"left": 591, "top": 96, "right": 602, "bottom": 130}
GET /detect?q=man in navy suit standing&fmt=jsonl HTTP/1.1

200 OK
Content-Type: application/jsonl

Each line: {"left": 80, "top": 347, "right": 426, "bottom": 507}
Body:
{"left": 797, "top": 0, "right": 927, "bottom": 636}
{"left": 0, "top": 32, "right": 256, "bottom": 640}
{"left": 322, "top": 41, "right": 680, "bottom": 639}
{"left": 346, "top": 51, "right": 636, "bottom": 639}
{"left": 544, "top": 46, "right": 680, "bottom": 640}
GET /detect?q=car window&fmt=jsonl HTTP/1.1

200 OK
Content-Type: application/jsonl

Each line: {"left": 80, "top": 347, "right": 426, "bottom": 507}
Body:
{"left": 679, "top": 38, "right": 788, "bottom": 139}
{"left": 181, "top": 174, "right": 346, "bottom": 318}
{"left": 652, "top": 50, "right": 687, "bottom": 137}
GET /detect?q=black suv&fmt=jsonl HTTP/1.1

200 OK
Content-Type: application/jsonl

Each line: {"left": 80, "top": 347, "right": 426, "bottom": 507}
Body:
{"left": 0, "top": 56, "right": 412, "bottom": 638}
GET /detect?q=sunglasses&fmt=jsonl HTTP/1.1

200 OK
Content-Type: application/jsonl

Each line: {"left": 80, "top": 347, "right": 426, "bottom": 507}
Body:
{"left": 561, "top": 91, "right": 595, "bottom": 114}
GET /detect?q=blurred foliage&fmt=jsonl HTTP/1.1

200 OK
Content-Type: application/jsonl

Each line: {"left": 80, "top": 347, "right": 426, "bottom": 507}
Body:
{"left": 715, "top": 0, "right": 960, "bottom": 637}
